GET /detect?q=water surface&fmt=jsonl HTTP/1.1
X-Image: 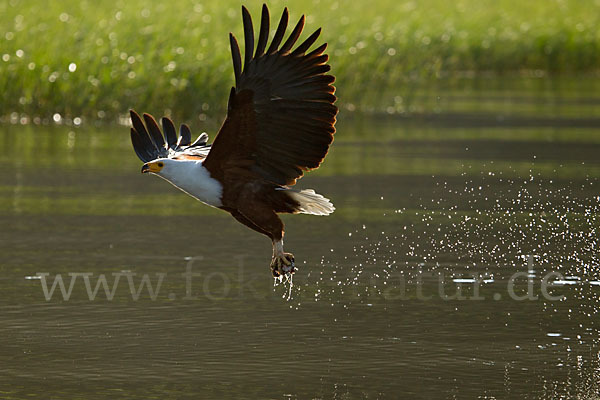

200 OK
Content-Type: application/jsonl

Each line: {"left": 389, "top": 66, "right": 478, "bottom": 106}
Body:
{"left": 1, "top": 84, "right": 600, "bottom": 398}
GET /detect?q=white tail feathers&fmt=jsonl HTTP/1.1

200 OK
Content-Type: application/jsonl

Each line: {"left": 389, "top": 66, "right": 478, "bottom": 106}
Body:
{"left": 284, "top": 188, "right": 335, "bottom": 216}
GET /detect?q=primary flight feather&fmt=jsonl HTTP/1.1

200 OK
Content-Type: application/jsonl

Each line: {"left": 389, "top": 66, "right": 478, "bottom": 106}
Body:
{"left": 129, "top": 4, "right": 337, "bottom": 278}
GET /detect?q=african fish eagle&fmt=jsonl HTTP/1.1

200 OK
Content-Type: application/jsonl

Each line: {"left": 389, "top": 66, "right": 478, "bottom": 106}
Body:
{"left": 129, "top": 4, "right": 337, "bottom": 278}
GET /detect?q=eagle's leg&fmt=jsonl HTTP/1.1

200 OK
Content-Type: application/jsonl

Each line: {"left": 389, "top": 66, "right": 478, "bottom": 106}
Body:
{"left": 271, "top": 239, "right": 296, "bottom": 278}
{"left": 232, "top": 205, "right": 295, "bottom": 278}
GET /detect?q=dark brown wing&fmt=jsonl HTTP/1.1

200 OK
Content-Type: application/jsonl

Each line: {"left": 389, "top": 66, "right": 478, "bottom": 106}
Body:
{"left": 203, "top": 4, "right": 337, "bottom": 186}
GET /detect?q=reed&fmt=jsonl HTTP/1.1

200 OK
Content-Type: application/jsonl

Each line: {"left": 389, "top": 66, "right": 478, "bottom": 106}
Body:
{"left": 1, "top": 0, "right": 598, "bottom": 124}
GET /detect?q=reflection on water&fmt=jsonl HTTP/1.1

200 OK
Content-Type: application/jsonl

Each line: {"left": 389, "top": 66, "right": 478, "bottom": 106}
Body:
{"left": 1, "top": 90, "right": 600, "bottom": 398}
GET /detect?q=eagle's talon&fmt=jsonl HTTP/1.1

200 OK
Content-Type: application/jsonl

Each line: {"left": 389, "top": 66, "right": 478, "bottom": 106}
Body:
{"left": 270, "top": 253, "right": 296, "bottom": 277}
{"left": 283, "top": 253, "right": 295, "bottom": 266}
{"left": 271, "top": 264, "right": 281, "bottom": 278}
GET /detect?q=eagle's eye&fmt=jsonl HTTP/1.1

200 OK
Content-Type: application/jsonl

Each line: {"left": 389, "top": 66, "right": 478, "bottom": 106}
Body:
{"left": 157, "top": 162, "right": 164, "bottom": 168}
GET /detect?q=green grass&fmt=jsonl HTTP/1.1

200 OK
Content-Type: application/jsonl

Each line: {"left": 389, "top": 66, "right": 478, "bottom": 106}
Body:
{"left": 1, "top": 0, "right": 599, "bottom": 124}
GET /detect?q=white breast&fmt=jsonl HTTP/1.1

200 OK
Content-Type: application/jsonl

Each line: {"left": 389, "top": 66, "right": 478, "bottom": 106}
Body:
{"left": 158, "top": 160, "right": 223, "bottom": 208}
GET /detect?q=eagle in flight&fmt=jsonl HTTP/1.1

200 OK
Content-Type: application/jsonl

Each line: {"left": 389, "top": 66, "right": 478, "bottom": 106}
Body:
{"left": 129, "top": 4, "right": 337, "bottom": 278}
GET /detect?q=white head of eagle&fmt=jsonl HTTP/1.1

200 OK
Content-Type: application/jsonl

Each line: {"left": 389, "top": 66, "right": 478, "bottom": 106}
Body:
{"left": 129, "top": 4, "right": 337, "bottom": 279}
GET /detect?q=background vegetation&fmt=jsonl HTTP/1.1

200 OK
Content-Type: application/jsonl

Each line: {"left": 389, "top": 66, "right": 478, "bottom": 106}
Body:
{"left": 1, "top": 0, "right": 599, "bottom": 125}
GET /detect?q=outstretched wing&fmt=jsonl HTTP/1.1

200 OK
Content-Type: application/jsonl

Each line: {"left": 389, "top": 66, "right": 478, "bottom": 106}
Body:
{"left": 203, "top": 4, "right": 337, "bottom": 186}
{"left": 129, "top": 110, "right": 211, "bottom": 162}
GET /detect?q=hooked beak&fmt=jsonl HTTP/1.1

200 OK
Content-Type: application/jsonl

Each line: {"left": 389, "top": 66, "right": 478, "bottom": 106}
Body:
{"left": 141, "top": 162, "right": 162, "bottom": 174}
